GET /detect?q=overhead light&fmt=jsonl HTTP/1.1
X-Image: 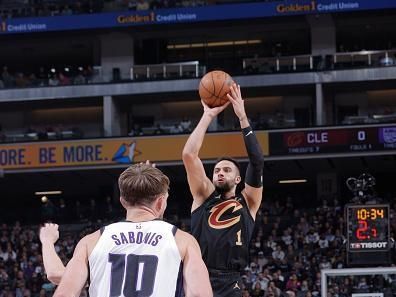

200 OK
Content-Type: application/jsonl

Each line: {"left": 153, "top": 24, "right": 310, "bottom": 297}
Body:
{"left": 207, "top": 41, "right": 233, "bottom": 47}
{"left": 35, "top": 190, "right": 62, "bottom": 195}
{"left": 167, "top": 39, "right": 262, "bottom": 49}
{"left": 278, "top": 179, "right": 307, "bottom": 184}
{"left": 372, "top": 114, "right": 396, "bottom": 119}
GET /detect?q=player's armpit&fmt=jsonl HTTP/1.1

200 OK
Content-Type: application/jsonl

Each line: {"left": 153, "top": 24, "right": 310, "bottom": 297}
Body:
{"left": 242, "top": 185, "right": 263, "bottom": 219}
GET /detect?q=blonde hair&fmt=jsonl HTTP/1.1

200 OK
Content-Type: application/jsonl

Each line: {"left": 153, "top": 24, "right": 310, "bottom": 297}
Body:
{"left": 118, "top": 163, "right": 169, "bottom": 206}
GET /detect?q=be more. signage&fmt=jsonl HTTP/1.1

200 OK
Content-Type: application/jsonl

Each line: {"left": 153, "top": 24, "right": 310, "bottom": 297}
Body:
{"left": 0, "top": 132, "right": 269, "bottom": 172}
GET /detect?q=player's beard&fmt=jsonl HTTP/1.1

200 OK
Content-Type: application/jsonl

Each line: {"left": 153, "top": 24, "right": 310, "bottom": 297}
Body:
{"left": 214, "top": 180, "right": 233, "bottom": 194}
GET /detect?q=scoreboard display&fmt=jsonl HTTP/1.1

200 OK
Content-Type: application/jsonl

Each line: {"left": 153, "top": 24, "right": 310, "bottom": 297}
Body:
{"left": 346, "top": 204, "right": 390, "bottom": 252}
{"left": 269, "top": 125, "right": 396, "bottom": 155}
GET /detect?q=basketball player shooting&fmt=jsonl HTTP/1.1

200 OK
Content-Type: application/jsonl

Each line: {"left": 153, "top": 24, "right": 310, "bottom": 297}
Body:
{"left": 182, "top": 83, "right": 264, "bottom": 297}
{"left": 41, "top": 163, "right": 213, "bottom": 297}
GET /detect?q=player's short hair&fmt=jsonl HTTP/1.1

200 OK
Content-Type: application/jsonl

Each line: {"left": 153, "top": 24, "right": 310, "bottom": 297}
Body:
{"left": 118, "top": 163, "right": 170, "bottom": 206}
{"left": 215, "top": 157, "right": 241, "bottom": 175}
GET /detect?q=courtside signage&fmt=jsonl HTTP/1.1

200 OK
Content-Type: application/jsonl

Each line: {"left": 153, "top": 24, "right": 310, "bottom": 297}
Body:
{"left": 0, "top": 0, "right": 395, "bottom": 34}
{"left": 0, "top": 132, "right": 269, "bottom": 171}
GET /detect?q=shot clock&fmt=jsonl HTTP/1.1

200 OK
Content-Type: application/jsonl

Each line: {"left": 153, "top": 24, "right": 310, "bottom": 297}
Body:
{"left": 346, "top": 204, "right": 390, "bottom": 252}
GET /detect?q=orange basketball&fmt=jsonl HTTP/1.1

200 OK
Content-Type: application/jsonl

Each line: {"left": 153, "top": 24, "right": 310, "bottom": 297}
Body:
{"left": 198, "top": 70, "right": 234, "bottom": 107}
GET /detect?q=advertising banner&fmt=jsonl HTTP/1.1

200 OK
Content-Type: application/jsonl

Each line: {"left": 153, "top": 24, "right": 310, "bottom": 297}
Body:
{"left": 1, "top": 0, "right": 395, "bottom": 35}
{"left": 0, "top": 132, "right": 269, "bottom": 171}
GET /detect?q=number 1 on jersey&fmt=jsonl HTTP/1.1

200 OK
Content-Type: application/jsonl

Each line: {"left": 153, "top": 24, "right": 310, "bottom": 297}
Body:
{"left": 236, "top": 230, "right": 242, "bottom": 246}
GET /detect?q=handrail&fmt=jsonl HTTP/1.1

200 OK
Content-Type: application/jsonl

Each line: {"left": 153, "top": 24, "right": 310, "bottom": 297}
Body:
{"left": 243, "top": 49, "right": 396, "bottom": 73}
{"left": 130, "top": 61, "right": 201, "bottom": 80}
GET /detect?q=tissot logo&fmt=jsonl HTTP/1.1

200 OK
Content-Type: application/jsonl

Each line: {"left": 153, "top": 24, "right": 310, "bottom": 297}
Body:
{"left": 350, "top": 242, "right": 388, "bottom": 249}
{"left": 208, "top": 200, "right": 243, "bottom": 229}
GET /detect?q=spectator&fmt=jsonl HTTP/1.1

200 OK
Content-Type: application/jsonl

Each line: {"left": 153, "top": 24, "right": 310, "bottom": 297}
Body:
{"left": 73, "top": 72, "right": 86, "bottom": 85}
{"left": 267, "top": 281, "right": 282, "bottom": 297}
{"left": 128, "top": 123, "right": 143, "bottom": 136}
{"left": 282, "top": 229, "right": 293, "bottom": 246}
{"left": 14, "top": 73, "right": 27, "bottom": 88}
{"left": 82, "top": 66, "right": 93, "bottom": 83}
{"left": 136, "top": 0, "right": 150, "bottom": 10}
{"left": 61, "top": 5, "right": 73, "bottom": 15}
{"left": 2, "top": 66, "right": 13, "bottom": 87}
{"left": 58, "top": 73, "right": 70, "bottom": 85}
{"left": 251, "top": 281, "right": 265, "bottom": 297}
{"left": 48, "top": 75, "right": 59, "bottom": 86}
{"left": 169, "top": 123, "right": 183, "bottom": 134}
{"left": 272, "top": 245, "right": 285, "bottom": 261}
{"left": 257, "top": 251, "right": 269, "bottom": 271}
{"left": 286, "top": 273, "right": 301, "bottom": 292}
{"left": 180, "top": 117, "right": 192, "bottom": 132}
{"left": 257, "top": 271, "right": 271, "bottom": 291}
{"left": 37, "top": 67, "right": 48, "bottom": 86}
{"left": 153, "top": 124, "right": 164, "bottom": 135}
{"left": 128, "top": 0, "right": 138, "bottom": 10}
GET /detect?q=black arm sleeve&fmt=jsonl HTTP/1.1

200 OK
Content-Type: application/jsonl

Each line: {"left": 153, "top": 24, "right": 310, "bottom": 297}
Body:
{"left": 242, "top": 126, "right": 264, "bottom": 187}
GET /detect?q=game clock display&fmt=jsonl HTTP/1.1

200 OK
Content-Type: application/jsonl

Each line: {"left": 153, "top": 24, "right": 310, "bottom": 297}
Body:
{"left": 346, "top": 204, "right": 390, "bottom": 252}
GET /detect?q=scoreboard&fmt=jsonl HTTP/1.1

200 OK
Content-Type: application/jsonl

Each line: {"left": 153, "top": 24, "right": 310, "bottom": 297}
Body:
{"left": 346, "top": 204, "right": 390, "bottom": 252}
{"left": 269, "top": 125, "right": 396, "bottom": 155}
{"left": 345, "top": 204, "right": 391, "bottom": 266}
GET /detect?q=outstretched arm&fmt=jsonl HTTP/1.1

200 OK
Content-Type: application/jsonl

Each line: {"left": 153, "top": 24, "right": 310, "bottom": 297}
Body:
{"left": 40, "top": 223, "right": 66, "bottom": 285}
{"left": 227, "top": 84, "right": 264, "bottom": 218}
{"left": 182, "top": 100, "right": 229, "bottom": 211}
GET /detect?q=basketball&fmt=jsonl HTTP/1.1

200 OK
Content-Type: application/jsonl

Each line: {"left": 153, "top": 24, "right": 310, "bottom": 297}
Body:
{"left": 198, "top": 70, "right": 234, "bottom": 107}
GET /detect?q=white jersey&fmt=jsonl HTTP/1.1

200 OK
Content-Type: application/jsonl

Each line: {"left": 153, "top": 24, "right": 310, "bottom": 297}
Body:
{"left": 89, "top": 220, "right": 183, "bottom": 297}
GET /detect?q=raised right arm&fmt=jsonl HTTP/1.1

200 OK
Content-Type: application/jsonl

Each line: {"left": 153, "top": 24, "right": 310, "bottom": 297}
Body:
{"left": 182, "top": 101, "right": 229, "bottom": 211}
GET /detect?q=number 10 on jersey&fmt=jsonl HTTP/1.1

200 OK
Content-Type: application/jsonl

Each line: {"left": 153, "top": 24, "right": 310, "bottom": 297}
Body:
{"left": 109, "top": 253, "right": 158, "bottom": 297}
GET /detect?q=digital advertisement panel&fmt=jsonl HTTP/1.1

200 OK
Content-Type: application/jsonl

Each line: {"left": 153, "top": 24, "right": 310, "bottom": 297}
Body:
{"left": 269, "top": 125, "right": 396, "bottom": 155}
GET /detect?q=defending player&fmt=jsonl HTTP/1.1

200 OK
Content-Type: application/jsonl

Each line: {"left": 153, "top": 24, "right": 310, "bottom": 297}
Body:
{"left": 182, "top": 83, "right": 264, "bottom": 297}
{"left": 41, "top": 163, "right": 212, "bottom": 297}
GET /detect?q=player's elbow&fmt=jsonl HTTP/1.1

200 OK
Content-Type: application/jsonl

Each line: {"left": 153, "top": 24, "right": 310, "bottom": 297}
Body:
{"left": 46, "top": 271, "right": 63, "bottom": 285}
{"left": 182, "top": 149, "right": 197, "bottom": 163}
{"left": 247, "top": 155, "right": 264, "bottom": 172}
{"left": 252, "top": 153, "right": 264, "bottom": 167}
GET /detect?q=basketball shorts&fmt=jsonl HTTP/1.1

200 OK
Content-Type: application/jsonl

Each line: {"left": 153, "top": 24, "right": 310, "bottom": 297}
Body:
{"left": 209, "top": 269, "right": 242, "bottom": 297}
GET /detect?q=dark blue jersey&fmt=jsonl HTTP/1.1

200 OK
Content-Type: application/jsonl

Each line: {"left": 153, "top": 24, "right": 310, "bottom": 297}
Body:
{"left": 191, "top": 191, "right": 255, "bottom": 272}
